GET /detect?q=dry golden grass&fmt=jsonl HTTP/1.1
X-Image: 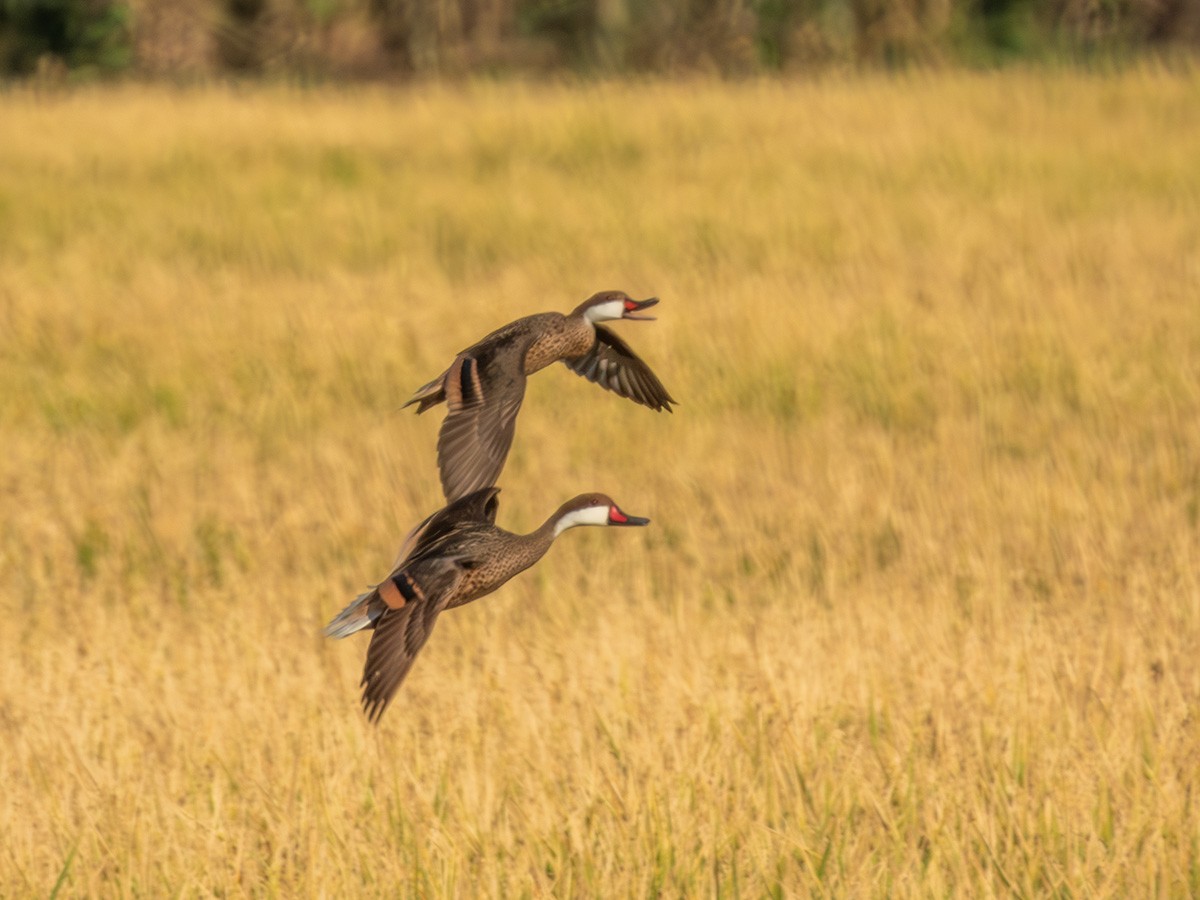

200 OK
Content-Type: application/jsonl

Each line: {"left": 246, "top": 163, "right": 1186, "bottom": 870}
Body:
{"left": 2, "top": 69, "right": 1199, "bottom": 896}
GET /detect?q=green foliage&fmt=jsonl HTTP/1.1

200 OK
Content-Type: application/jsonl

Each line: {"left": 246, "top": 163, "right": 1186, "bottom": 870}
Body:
{"left": 517, "top": 0, "right": 597, "bottom": 66}
{"left": 215, "top": 0, "right": 267, "bottom": 71}
{"left": 75, "top": 518, "right": 109, "bottom": 580}
{"left": 0, "top": 0, "right": 132, "bottom": 75}
{"left": 754, "top": 0, "right": 802, "bottom": 69}
{"left": 978, "top": 0, "right": 1037, "bottom": 57}
{"left": 3, "top": 0, "right": 1197, "bottom": 78}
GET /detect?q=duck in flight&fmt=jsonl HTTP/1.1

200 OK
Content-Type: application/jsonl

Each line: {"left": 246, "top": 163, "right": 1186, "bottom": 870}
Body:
{"left": 324, "top": 487, "right": 650, "bottom": 722}
{"left": 404, "top": 291, "right": 675, "bottom": 502}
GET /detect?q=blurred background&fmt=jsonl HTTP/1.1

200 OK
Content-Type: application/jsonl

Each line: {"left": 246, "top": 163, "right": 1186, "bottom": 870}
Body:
{"left": 2, "top": 0, "right": 1199, "bottom": 82}
{"left": 4, "top": 0, "right": 1199, "bottom": 893}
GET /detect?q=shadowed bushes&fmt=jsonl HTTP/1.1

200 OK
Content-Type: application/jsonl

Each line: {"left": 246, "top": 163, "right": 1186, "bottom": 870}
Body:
{"left": 2, "top": 0, "right": 1198, "bottom": 78}
{"left": 0, "top": 0, "right": 131, "bottom": 75}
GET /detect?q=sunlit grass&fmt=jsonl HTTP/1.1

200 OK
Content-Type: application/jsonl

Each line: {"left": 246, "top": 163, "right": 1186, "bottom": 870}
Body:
{"left": 2, "top": 69, "right": 1199, "bottom": 895}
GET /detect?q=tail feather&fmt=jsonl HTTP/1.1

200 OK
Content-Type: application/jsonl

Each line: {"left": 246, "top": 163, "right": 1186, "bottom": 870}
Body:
{"left": 402, "top": 370, "right": 448, "bottom": 414}
{"left": 323, "top": 589, "right": 384, "bottom": 639}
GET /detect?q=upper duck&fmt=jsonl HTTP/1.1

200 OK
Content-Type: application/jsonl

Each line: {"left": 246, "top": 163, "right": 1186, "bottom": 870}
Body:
{"left": 404, "top": 290, "right": 675, "bottom": 502}
{"left": 324, "top": 487, "right": 650, "bottom": 722}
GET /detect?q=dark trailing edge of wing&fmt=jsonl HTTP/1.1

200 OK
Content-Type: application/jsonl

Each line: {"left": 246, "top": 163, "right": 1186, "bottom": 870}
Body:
{"left": 565, "top": 326, "right": 677, "bottom": 412}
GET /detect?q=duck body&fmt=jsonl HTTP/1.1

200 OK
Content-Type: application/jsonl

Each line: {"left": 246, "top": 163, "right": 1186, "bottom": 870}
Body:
{"left": 408, "top": 312, "right": 595, "bottom": 416}
{"left": 324, "top": 487, "right": 649, "bottom": 722}
{"left": 404, "top": 291, "right": 675, "bottom": 502}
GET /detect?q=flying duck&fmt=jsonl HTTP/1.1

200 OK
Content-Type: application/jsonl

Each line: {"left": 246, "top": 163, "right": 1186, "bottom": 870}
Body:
{"left": 404, "top": 291, "right": 675, "bottom": 501}
{"left": 324, "top": 487, "right": 650, "bottom": 722}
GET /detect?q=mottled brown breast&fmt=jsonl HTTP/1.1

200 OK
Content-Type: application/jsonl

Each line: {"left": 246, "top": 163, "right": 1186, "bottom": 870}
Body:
{"left": 445, "top": 529, "right": 552, "bottom": 610}
{"left": 523, "top": 314, "right": 595, "bottom": 374}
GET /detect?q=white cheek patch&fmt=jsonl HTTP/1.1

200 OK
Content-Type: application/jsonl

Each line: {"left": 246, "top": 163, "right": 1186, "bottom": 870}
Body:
{"left": 583, "top": 300, "right": 626, "bottom": 324}
{"left": 554, "top": 505, "right": 611, "bottom": 536}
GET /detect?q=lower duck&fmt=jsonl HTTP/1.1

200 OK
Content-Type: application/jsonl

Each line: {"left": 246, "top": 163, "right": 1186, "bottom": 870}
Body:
{"left": 324, "top": 487, "right": 650, "bottom": 722}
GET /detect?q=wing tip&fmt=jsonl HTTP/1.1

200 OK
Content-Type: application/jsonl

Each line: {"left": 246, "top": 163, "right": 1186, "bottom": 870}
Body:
{"left": 362, "top": 697, "right": 389, "bottom": 724}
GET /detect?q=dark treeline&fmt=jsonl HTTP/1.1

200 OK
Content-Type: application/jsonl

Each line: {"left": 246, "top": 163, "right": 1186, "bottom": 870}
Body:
{"left": 2, "top": 0, "right": 1198, "bottom": 79}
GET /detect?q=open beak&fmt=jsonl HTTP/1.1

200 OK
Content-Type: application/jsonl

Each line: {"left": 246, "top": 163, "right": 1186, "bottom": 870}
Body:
{"left": 622, "top": 297, "right": 659, "bottom": 321}
{"left": 608, "top": 505, "right": 651, "bottom": 527}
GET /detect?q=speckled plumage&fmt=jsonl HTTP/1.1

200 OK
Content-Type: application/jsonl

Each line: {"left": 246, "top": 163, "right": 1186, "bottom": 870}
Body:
{"left": 522, "top": 313, "right": 596, "bottom": 371}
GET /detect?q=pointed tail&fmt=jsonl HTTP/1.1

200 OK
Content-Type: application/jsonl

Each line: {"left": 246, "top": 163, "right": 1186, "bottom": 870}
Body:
{"left": 402, "top": 370, "right": 448, "bottom": 414}
{"left": 323, "top": 588, "right": 384, "bottom": 639}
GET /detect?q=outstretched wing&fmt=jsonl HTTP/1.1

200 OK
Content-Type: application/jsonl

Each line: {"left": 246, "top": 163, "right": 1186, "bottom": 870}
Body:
{"left": 359, "top": 562, "right": 463, "bottom": 722}
{"left": 563, "top": 326, "right": 675, "bottom": 412}
{"left": 437, "top": 331, "right": 531, "bottom": 501}
{"left": 388, "top": 487, "right": 501, "bottom": 570}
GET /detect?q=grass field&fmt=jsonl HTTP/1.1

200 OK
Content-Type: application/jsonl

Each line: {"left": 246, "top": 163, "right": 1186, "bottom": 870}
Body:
{"left": 2, "top": 68, "right": 1199, "bottom": 896}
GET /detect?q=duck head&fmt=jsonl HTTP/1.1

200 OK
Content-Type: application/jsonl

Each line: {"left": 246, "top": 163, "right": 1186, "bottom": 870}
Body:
{"left": 553, "top": 493, "right": 651, "bottom": 536}
{"left": 576, "top": 291, "right": 659, "bottom": 324}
